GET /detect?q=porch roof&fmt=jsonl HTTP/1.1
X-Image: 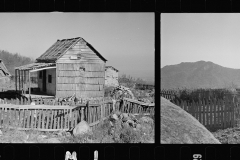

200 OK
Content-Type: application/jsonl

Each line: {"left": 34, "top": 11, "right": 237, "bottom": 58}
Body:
{"left": 15, "top": 63, "right": 56, "bottom": 71}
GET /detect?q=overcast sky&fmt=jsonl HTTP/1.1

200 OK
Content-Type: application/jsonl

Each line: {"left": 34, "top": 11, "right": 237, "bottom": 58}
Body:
{"left": 161, "top": 13, "right": 240, "bottom": 69}
{"left": 0, "top": 13, "right": 154, "bottom": 82}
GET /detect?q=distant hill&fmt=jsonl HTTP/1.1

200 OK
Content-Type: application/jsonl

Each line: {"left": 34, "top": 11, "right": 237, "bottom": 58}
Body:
{"left": 0, "top": 50, "right": 35, "bottom": 76}
{"left": 161, "top": 61, "right": 240, "bottom": 89}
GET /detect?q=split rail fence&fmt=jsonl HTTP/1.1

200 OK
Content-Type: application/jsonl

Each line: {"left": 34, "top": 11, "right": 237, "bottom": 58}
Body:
{"left": 0, "top": 97, "right": 154, "bottom": 132}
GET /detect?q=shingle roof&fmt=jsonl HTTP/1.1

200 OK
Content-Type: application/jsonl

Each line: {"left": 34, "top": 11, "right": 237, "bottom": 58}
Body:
{"left": 105, "top": 66, "right": 119, "bottom": 72}
{"left": 0, "top": 59, "right": 11, "bottom": 77}
{"left": 15, "top": 63, "right": 56, "bottom": 70}
{"left": 36, "top": 37, "right": 107, "bottom": 62}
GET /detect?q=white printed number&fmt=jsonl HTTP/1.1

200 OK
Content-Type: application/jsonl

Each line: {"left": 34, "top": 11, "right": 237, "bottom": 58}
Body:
{"left": 193, "top": 154, "right": 202, "bottom": 160}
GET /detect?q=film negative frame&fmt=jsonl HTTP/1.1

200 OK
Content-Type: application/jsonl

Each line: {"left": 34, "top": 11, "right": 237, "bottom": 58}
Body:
{"left": 0, "top": 1, "right": 160, "bottom": 160}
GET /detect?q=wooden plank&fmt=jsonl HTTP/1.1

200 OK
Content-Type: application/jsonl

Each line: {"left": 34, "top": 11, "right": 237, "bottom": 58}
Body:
{"left": 53, "top": 110, "right": 57, "bottom": 129}
{"left": 69, "top": 109, "right": 72, "bottom": 129}
{"left": 198, "top": 100, "right": 202, "bottom": 124}
{"left": 38, "top": 110, "right": 42, "bottom": 129}
{"left": 19, "top": 109, "right": 23, "bottom": 128}
{"left": 5, "top": 108, "right": 9, "bottom": 126}
{"left": 31, "top": 109, "right": 34, "bottom": 129}
{"left": 26, "top": 109, "right": 30, "bottom": 128}
{"left": 50, "top": 110, "right": 54, "bottom": 129}
{"left": 16, "top": 105, "right": 77, "bottom": 110}
{"left": 45, "top": 110, "right": 49, "bottom": 129}
{"left": 213, "top": 99, "right": 217, "bottom": 130}
{"left": 232, "top": 101, "right": 235, "bottom": 127}
{"left": 64, "top": 109, "right": 67, "bottom": 129}
{"left": 75, "top": 110, "right": 78, "bottom": 127}
{"left": 34, "top": 110, "right": 37, "bottom": 129}
{"left": 220, "top": 99, "right": 224, "bottom": 129}
{"left": 209, "top": 99, "right": 213, "bottom": 130}
{"left": 61, "top": 110, "right": 64, "bottom": 129}
{"left": 0, "top": 108, "right": 3, "bottom": 126}
{"left": 227, "top": 100, "right": 231, "bottom": 128}
{"left": 42, "top": 109, "right": 46, "bottom": 129}
{"left": 8, "top": 109, "right": 12, "bottom": 127}
{"left": 223, "top": 100, "right": 227, "bottom": 129}
{"left": 202, "top": 99, "right": 206, "bottom": 126}
{"left": 57, "top": 110, "right": 60, "bottom": 129}
{"left": 225, "top": 100, "right": 229, "bottom": 128}
{"left": 217, "top": 99, "right": 221, "bottom": 129}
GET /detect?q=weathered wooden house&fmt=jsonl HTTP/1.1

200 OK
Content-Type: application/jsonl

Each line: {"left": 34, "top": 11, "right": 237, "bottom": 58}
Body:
{"left": 0, "top": 59, "right": 11, "bottom": 83}
{"left": 15, "top": 37, "right": 107, "bottom": 99}
{"left": 105, "top": 66, "right": 119, "bottom": 87}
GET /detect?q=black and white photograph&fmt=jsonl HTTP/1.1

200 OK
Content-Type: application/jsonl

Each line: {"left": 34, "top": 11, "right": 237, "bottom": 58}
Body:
{"left": 161, "top": 13, "right": 240, "bottom": 144}
{"left": 0, "top": 13, "right": 154, "bottom": 143}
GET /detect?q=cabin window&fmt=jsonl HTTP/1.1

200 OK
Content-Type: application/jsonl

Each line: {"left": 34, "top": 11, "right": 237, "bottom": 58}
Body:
{"left": 39, "top": 71, "right": 42, "bottom": 79}
{"left": 48, "top": 75, "right": 52, "bottom": 83}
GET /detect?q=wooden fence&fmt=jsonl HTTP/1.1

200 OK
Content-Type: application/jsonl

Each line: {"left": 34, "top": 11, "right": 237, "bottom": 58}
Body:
{"left": 160, "top": 90, "right": 176, "bottom": 101}
{"left": 172, "top": 98, "right": 237, "bottom": 132}
{"left": 0, "top": 97, "right": 154, "bottom": 132}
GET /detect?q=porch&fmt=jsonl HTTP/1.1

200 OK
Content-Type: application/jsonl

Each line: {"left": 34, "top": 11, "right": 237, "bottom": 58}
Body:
{"left": 15, "top": 63, "right": 56, "bottom": 98}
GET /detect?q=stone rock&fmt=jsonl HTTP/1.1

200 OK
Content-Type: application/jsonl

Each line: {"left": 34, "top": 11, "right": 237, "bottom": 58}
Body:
{"left": 161, "top": 97, "right": 221, "bottom": 144}
{"left": 139, "top": 116, "right": 154, "bottom": 125}
{"left": 121, "top": 113, "right": 130, "bottom": 122}
{"left": 0, "top": 130, "right": 2, "bottom": 135}
{"left": 122, "top": 113, "right": 128, "bottom": 118}
{"left": 46, "top": 138, "right": 61, "bottom": 143}
{"left": 38, "top": 135, "right": 48, "bottom": 139}
{"left": 136, "top": 124, "right": 141, "bottom": 130}
{"left": 122, "top": 122, "right": 130, "bottom": 129}
{"left": 140, "top": 124, "right": 152, "bottom": 135}
{"left": 111, "top": 114, "right": 119, "bottom": 121}
{"left": 126, "top": 119, "right": 135, "bottom": 127}
{"left": 73, "top": 120, "right": 92, "bottom": 137}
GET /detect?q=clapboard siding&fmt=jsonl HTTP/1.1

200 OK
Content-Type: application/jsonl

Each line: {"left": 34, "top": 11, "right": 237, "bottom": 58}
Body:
{"left": 57, "top": 41, "right": 103, "bottom": 63}
{"left": 56, "top": 61, "right": 105, "bottom": 98}
{"left": 57, "top": 71, "right": 104, "bottom": 77}
{"left": 57, "top": 63, "right": 105, "bottom": 71}
{"left": 56, "top": 84, "right": 103, "bottom": 91}
{"left": 57, "top": 77, "right": 104, "bottom": 84}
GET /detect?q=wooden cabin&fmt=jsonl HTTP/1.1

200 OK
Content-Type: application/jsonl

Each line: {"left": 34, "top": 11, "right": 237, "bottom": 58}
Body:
{"left": 15, "top": 37, "right": 107, "bottom": 99}
{"left": 105, "top": 66, "right": 119, "bottom": 87}
{"left": 0, "top": 59, "right": 11, "bottom": 84}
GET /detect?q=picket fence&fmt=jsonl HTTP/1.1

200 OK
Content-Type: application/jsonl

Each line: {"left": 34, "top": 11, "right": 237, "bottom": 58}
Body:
{"left": 172, "top": 98, "right": 237, "bottom": 132}
{"left": 0, "top": 97, "right": 154, "bottom": 132}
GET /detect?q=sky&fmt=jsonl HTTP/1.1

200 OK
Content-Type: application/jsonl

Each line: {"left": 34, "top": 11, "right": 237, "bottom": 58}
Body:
{"left": 161, "top": 13, "right": 240, "bottom": 69}
{"left": 0, "top": 13, "right": 154, "bottom": 83}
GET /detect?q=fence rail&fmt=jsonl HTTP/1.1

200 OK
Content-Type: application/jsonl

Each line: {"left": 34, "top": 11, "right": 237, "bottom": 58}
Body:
{"left": 0, "top": 97, "right": 154, "bottom": 132}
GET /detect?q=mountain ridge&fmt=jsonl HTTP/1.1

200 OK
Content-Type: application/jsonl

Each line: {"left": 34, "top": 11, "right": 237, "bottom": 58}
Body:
{"left": 161, "top": 61, "right": 240, "bottom": 89}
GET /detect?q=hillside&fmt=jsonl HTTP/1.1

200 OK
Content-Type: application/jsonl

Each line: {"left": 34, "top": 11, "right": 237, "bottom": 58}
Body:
{"left": 161, "top": 60, "right": 240, "bottom": 89}
{"left": 0, "top": 50, "right": 35, "bottom": 76}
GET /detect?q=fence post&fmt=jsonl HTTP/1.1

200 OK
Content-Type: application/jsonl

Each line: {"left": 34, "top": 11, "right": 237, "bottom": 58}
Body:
{"left": 81, "top": 107, "right": 84, "bottom": 121}
{"left": 101, "top": 103, "right": 104, "bottom": 120}
{"left": 112, "top": 99, "right": 116, "bottom": 113}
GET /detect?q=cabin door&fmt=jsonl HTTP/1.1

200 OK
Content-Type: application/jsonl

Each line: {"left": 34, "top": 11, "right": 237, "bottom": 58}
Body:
{"left": 43, "top": 70, "right": 46, "bottom": 92}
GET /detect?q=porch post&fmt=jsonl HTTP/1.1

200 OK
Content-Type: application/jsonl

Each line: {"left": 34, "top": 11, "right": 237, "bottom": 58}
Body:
{"left": 29, "top": 70, "right": 31, "bottom": 98}
{"left": 18, "top": 70, "right": 21, "bottom": 94}
{"left": 15, "top": 69, "right": 17, "bottom": 92}
{"left": 24, "top": 70, "right": 26, "bottom": 95}
{"left": 21, "top": 70, "right": 24, "bottom": 94}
